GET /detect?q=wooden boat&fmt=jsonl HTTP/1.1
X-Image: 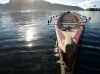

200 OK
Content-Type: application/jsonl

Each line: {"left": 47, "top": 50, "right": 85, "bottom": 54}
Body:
{"left": 55, "top": 11, "right": 84, "bottom": 73}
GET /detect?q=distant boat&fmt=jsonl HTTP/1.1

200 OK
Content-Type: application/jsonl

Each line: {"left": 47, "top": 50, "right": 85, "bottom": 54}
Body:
{"left": 55, "top": 11, "right": 85, "bottom": 73}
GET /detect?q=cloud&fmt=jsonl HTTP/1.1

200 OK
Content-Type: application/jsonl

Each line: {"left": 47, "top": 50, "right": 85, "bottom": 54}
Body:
{"left": 0, "top": 0, "right": 10, "bottom": 4}
{"left": 76, "top": 0, "right": 100, "bottom": 9}
{"left": 45, "top": 0, "right": 61, "bottom": 3}
{"left": 45, "top": 0, "right": 100, "bottom": 9}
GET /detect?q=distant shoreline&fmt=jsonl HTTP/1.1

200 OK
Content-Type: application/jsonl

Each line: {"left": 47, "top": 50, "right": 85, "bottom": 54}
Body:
{"left": 85, "top": 8, "right": 100, "bottom": 11}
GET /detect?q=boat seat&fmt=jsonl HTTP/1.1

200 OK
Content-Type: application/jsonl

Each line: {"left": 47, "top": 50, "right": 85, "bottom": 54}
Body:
{"left": 61, "top": 23, "right": 78, "bottom": 25}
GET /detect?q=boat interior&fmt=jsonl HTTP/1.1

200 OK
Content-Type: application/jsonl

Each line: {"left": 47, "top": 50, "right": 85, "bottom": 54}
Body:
{"left": 59, "top": 12, "right": 80, "bottom": 31}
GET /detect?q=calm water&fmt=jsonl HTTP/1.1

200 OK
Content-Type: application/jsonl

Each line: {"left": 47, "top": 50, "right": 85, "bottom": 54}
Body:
{"left": 74, "top": 11, "right": 100, "bottom": 74}
{"left": 0, "top": 11, "right": 100, "bottom": 74}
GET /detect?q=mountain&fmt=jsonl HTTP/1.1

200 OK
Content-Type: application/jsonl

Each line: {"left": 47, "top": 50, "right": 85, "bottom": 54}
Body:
{"left": 0, "top": 0, "right": 32, "bottom": 11}
{"left": 0, "top": 0, "right": 83, "bottom": 11}
{"left": 32, "top": 0, "right": 83, "bottom": 10}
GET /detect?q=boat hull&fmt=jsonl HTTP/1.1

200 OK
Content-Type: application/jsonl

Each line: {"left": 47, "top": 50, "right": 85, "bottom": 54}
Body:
{"left": 55, "top": 12, "right": 85, "bottom": 73}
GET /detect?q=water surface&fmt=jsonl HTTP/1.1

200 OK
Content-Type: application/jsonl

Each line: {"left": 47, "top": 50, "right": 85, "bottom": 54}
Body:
{"left": 0, "top": 11, "right": 100, "bottom": 74}
{"left": 75, "top": 11, "right": 100, "bottom": 74}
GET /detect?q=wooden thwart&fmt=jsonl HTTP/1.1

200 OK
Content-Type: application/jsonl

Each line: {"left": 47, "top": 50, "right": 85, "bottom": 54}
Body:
{"left": 61, "top": 23, "right": 78, "bottom": 25}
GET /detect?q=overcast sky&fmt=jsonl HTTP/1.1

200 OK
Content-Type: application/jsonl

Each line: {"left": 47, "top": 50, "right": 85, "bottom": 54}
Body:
{"left": 0, "top": 0, "right": 10, "bottom": 4}
{"left": 45, "top": 0, "right": 100, "bottom": 9}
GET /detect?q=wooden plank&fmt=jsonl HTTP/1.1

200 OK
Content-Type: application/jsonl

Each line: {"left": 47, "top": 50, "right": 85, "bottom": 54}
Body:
{"left": 61, "top": 23, "right": 78, "bottom": 25}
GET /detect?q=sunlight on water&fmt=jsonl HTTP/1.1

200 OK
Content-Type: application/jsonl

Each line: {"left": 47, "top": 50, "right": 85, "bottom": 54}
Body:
{"left": 0, "top": 11, "right": 61, "bottom": 74}
{"left": 21, "top": 10, "right": 33, "bottom": 13}
{"left": 27, "top": 43, "right": 33, "bottom": 47}
{"left": 17, "top": 27, "right": 38, "bottom": 47}
{"left": 26, "top": 28, "right": 33, "bottom": 42}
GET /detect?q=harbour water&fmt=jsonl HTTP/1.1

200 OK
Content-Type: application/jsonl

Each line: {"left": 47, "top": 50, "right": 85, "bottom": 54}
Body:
{"left": 0, "top": 11, "right": 100, "bottom": 74}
